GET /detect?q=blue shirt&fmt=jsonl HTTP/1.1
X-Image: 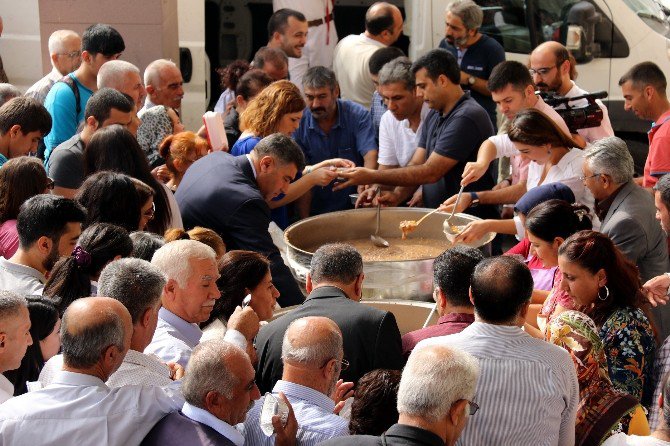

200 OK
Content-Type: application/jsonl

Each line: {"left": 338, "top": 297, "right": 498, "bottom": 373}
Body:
{"left": 43, "top": 73, "right": 93, "bottom": 163}
{"left": 230, "top": 135, "right": 261, "bottom": 156}
{"left": 0, "top": 153, "right": 7, "bottom": 168}
{"left": 294, "top": 99, "right": 377, "bottom": 215}
{"left": 439, "top": 34, "right": 505, "bottom": 129}
{"left": 370, "top": 90, "right": 387, "bottom": 146}
{"left": 418, "top": 92, "right": 495, "bottom": 208}
{"left": 243, "top": 380, "right": 349, "bottom": 446}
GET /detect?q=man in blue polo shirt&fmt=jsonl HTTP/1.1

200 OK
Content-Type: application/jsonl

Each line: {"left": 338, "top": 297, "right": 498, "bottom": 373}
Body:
{"left": 43, "top": 23, "right": 124, "bottom": 163}
{"left": 294, "top": 66, "right": 377, "bottom": 215}
{"left": 439, "top": 0, "right": 505, "bottom": 130}
{"left": 335, "top": 49, "right": 498, "bottom": 221}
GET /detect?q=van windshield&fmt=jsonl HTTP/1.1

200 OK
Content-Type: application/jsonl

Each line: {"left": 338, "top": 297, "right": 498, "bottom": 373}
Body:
{"left": 623, "top": 0, "right": 670, "bottom": 37}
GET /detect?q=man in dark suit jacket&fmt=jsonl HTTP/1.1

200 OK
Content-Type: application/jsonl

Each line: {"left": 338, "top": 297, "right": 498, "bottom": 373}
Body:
{"left": 583, "top": 137, "right": 670, "bottom": 338}
{"left": 255, "top": 243, "right": 404, "bottom": 393}
{"left": 320, "top": 344, "right": 480, "bottom": 446}
{"left": 142, "top": 340, "right": 297, "bottom": 446}
{"left": 175, "top": 133, "right": 306, "bottom": 307}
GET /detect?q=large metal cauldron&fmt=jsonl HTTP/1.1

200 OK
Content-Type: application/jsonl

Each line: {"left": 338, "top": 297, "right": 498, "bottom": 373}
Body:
{"left": 284, "top": 208, "right": 495, "bottom": 301}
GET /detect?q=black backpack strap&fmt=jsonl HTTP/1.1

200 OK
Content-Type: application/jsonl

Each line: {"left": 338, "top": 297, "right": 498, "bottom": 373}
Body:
{"left": 57, "top": 75, "right": 81, "bottom": 116}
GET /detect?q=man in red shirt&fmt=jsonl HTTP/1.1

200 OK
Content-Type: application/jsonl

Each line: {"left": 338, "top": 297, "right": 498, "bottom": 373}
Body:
{"left": 619, "top": 62, "right": 670, "bottom": 188}
{"left": 402, "top": 246, "right": 483, "bottom": 358}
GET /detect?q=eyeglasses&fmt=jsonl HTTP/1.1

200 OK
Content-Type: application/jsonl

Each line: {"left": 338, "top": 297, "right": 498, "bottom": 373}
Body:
{"left": 320, "top": 357, "right": 350, "bottom": 371}
{"left": 528, "top": 65, "right": 557, "bottom": 77}
{"left": 466, "top": 400, "right": 479, "bottom": 416}
{"left": 45, "top": 177, "right": 55, "bottom": 190}
{"left": 59, "top": 50, "right": 81, "bottom": 59}
{"left": 579, "top": 173, "right": 602, "bottom": 181}
{"left": 143, "top": 202, "right": 156, "bottom": 220}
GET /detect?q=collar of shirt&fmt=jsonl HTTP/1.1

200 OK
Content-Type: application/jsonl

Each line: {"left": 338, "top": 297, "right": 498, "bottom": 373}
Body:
{"left": 0, "top": 152, "right": 7, "bottom": 167}
{"left": 0, "top": 257, "right": 46, "bottom": 283}
{"left": 461, "top": 321, "right": 528, "bottom": 338}
{"left": 437, "top": 312, "right": 475, "bottom": 326}
{"left": 0, "top": 373, "right": 14, "bottom": 402}
{"left": 245, "top": 154, "right": 257, "bottom": 178}
{"left": 595, "top": 182, "right": 626, "bottom": 222}
{"left": 182, "top": 402, "right": 244, "bottom": 446}
{"left": 51, "top": 370, "right": 108, "bottom": 389}
{"left": 48, "top": 67, "right": 64, "bottom": 82}
{"left": 272, "top": 380, "right": 336, "bottom": 413}
{"left": 158, "top": 307, "right": 203, "bottom": 346}
{"left": 438, "top": 91, "right": 471, "bottom": 119}
{"left": 650, "top": 109, "right": 670, "bottom": 142}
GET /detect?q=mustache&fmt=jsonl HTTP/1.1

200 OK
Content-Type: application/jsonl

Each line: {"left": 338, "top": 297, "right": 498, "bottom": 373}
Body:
{"left": 535, "top": 82, "right": 549, "bottom": 89}
{"left": 311, "top": 107, "right": 326, "bottom": 113}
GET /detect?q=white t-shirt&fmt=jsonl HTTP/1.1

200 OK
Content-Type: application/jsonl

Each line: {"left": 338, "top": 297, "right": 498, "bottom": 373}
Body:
{"left": 332, "top": 33, "right": 385, "bottom": 108}
{"left": 603, "top": 433, "right": 670, "bottom": 446}
{"left": 378, "top": 103, "right": 429, "bottom": 167}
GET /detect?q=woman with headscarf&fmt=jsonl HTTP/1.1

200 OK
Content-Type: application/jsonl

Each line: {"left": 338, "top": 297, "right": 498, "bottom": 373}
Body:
{"left": 547, "top": 310, "right": 650, "bottom": 445}
{"left": 137, "top": 105, "right": 184, "bottom": 169}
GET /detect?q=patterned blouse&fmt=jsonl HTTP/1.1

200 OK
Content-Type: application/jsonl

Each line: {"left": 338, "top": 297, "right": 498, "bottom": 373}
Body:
{"left": 599, "top": 307, "right": 656, "bottom": 407}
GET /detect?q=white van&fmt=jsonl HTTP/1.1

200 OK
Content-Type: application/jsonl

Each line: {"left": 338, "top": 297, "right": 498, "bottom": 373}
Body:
{"left": 408, "top": 0, "right": 670, "bottom": 167}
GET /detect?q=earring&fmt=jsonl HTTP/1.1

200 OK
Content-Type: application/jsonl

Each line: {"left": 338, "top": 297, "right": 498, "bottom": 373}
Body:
{"left": 598, "top": 285, "right": 609, "bottom": 301}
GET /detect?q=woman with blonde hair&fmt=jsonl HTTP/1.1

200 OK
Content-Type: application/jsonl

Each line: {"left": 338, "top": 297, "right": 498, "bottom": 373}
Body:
{"left": 158, "top": 131, "right": 210, "bottom": 192}
{"left": 230, "top": 80, "right": 353, "bottom": 228}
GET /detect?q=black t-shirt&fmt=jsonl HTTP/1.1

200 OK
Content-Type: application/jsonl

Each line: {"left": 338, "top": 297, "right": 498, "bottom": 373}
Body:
{"left": 418, "top": 92, "right": 496, "bottom": 213}
{"left": 439, "top": 34, "right": 506, "bottom": 128}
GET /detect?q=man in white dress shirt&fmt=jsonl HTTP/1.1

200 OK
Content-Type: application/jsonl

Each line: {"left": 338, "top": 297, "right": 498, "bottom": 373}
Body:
{"left": 244, "top": 316, "right": 350, "bottom": 446}
{"left": 0, "top": 296, "right": 184, "bottom": 446}
{"left": 146, "top": 240, "right": 259, "bottom": 367}
{"left": 417, "top": 256, "right": 579, "bottom": 446}
{"left": 0, "top": 291, "right": 31, "bottom": 402}
{"left": 143, "top": 340, "right": 298, "bottom": 446}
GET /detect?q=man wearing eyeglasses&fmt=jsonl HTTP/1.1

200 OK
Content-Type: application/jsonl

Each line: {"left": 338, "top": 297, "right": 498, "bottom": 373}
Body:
{"left": 321, "top": 344, "right": 480, "bottom": 446}
{"left": 244, "top": 316, "right": 351, "bottom": 446}
{"left": 26, "top": 30, "right": 82, "bottom": 105}
{"left": 415, "top": 256, "right": 579, "bottom": 446}
{"left": 529, "top": 41, "right": 613, "bottom": 144}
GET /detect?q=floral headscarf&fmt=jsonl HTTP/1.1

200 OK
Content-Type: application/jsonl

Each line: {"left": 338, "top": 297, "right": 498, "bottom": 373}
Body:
{"left": 137, "top": 105, "right": 173, "bottom": 168}
{"left": 547, "top": 310, "right": 641, "bottom": 445}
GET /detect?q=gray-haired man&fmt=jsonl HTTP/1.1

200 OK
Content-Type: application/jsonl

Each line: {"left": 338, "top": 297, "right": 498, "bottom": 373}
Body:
{"left": 0, "top": 291, "right": 31, "bottom": 403}
{"left": 142, "top": 340, "right": 298, "bottom": 446}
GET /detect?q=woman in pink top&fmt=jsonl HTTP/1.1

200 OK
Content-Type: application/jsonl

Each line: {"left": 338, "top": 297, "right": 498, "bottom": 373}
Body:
{"left": 0, "top": 157, "right": 53, "bottom": 259}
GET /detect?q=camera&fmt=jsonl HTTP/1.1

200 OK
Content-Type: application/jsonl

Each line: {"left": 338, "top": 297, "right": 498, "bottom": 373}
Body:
{"left": 537, "top": 90, "right": 608, "bottom": 133}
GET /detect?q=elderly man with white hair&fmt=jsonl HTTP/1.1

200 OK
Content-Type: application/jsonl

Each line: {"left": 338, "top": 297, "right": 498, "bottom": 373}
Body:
{"left": 141, "top": 59, "right": 184, "bottom": 114}
{"left": 0, "top": 291, "right": 32, "bottom": 403}
{"left": 320, "top": 344, "right": 479, "bottom": 446}
{"left": 146, "top": 240, "right": 259, "bottom": 367}
{"left": 581, "top": 136, "right": 670, "bottom": 337}
{"left": 25, "top": 30, "right": 82, "bottom": 104}
{"left": 97, "top": 59, "right": 146, "bottom": 109}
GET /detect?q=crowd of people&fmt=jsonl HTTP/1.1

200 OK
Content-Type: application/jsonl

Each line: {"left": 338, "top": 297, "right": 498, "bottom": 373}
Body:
{"left": 1, "top": 0, "right": 670, "bottom": 445}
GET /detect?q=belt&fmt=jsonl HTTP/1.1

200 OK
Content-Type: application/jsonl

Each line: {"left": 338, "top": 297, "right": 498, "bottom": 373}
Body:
{"left": 307, "top": 13, "right": 334, "bottom": 27}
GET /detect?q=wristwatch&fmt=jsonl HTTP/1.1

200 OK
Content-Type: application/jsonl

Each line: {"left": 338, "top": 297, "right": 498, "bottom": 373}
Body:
{"left": 469, "top": 191, "right": 480, "bottom": 207}
{"left": 468, "top": 75, "right": 476, "bottom": 85}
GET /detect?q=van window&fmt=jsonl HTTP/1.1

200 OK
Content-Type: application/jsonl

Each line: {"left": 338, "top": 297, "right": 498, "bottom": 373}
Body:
{"left": 479, "top": 0, "right": 533, "bottom": 54}
{"left": 477, "top": 0, "right": 629, "bottom": 58}
{"left": 622, "top": 0, "right": 670, "bottom": 38}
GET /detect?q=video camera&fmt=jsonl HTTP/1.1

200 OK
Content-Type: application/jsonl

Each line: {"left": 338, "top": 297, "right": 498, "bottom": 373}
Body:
{"left": 537, "top": 90, "right": 608, "bottom": 133}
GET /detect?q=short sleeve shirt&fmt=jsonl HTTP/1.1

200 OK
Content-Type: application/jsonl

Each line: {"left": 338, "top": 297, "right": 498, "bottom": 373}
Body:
{"left": 47, "top": 134, "right": 85, "bottom": 189}
{"left": 417, "top": 92, "right": 495, "bottom": 208}
{"left": 645, "top": 109, "right": 670, "bottom": 187}
{"left": 43, "top": 74, "right": 93, "bottom": 162}
{"left": 294, "top": 99, "right": 377, "bottom": 214}
{"left": 440, "top": 34, "right": 506, "bottom": 127}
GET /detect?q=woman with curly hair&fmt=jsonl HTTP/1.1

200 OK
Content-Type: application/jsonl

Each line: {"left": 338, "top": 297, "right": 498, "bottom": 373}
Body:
{"left": 214, "top": 59, "right": 250, "bottom": 114}
{"left": 229, "top": 80, "right": 353, "bottom": 228}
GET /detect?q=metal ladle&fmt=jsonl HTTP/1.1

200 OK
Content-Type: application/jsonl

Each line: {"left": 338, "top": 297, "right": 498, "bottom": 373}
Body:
{"left": 371, "top": 187, "right": 389, "bottom": 248}
{"left": 444, "top": 185, "right": 467, "bottom": 237}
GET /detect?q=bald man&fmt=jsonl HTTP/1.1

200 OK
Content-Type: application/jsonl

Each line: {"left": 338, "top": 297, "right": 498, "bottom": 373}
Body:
{"left": 244, "top": 316, "right": 350, "bottom": 445}
{"left": 333, "top": 2, "right": 404, "bottom": 108}
{"left": 0, "top": 297, "right": 184, "bottom": 446}
{"left": 529, "top": 41, "right": 613, "bottom": 143}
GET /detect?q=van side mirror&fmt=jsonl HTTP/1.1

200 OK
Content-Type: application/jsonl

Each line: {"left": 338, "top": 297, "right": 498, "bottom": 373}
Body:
{"left": 565, "top": 1, "right": 601, "bottom": 63}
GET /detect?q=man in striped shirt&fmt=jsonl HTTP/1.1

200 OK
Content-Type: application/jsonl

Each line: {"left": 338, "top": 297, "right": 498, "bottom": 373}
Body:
{"left": 417, "top": 256, "right": 579, "bottom": 446}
